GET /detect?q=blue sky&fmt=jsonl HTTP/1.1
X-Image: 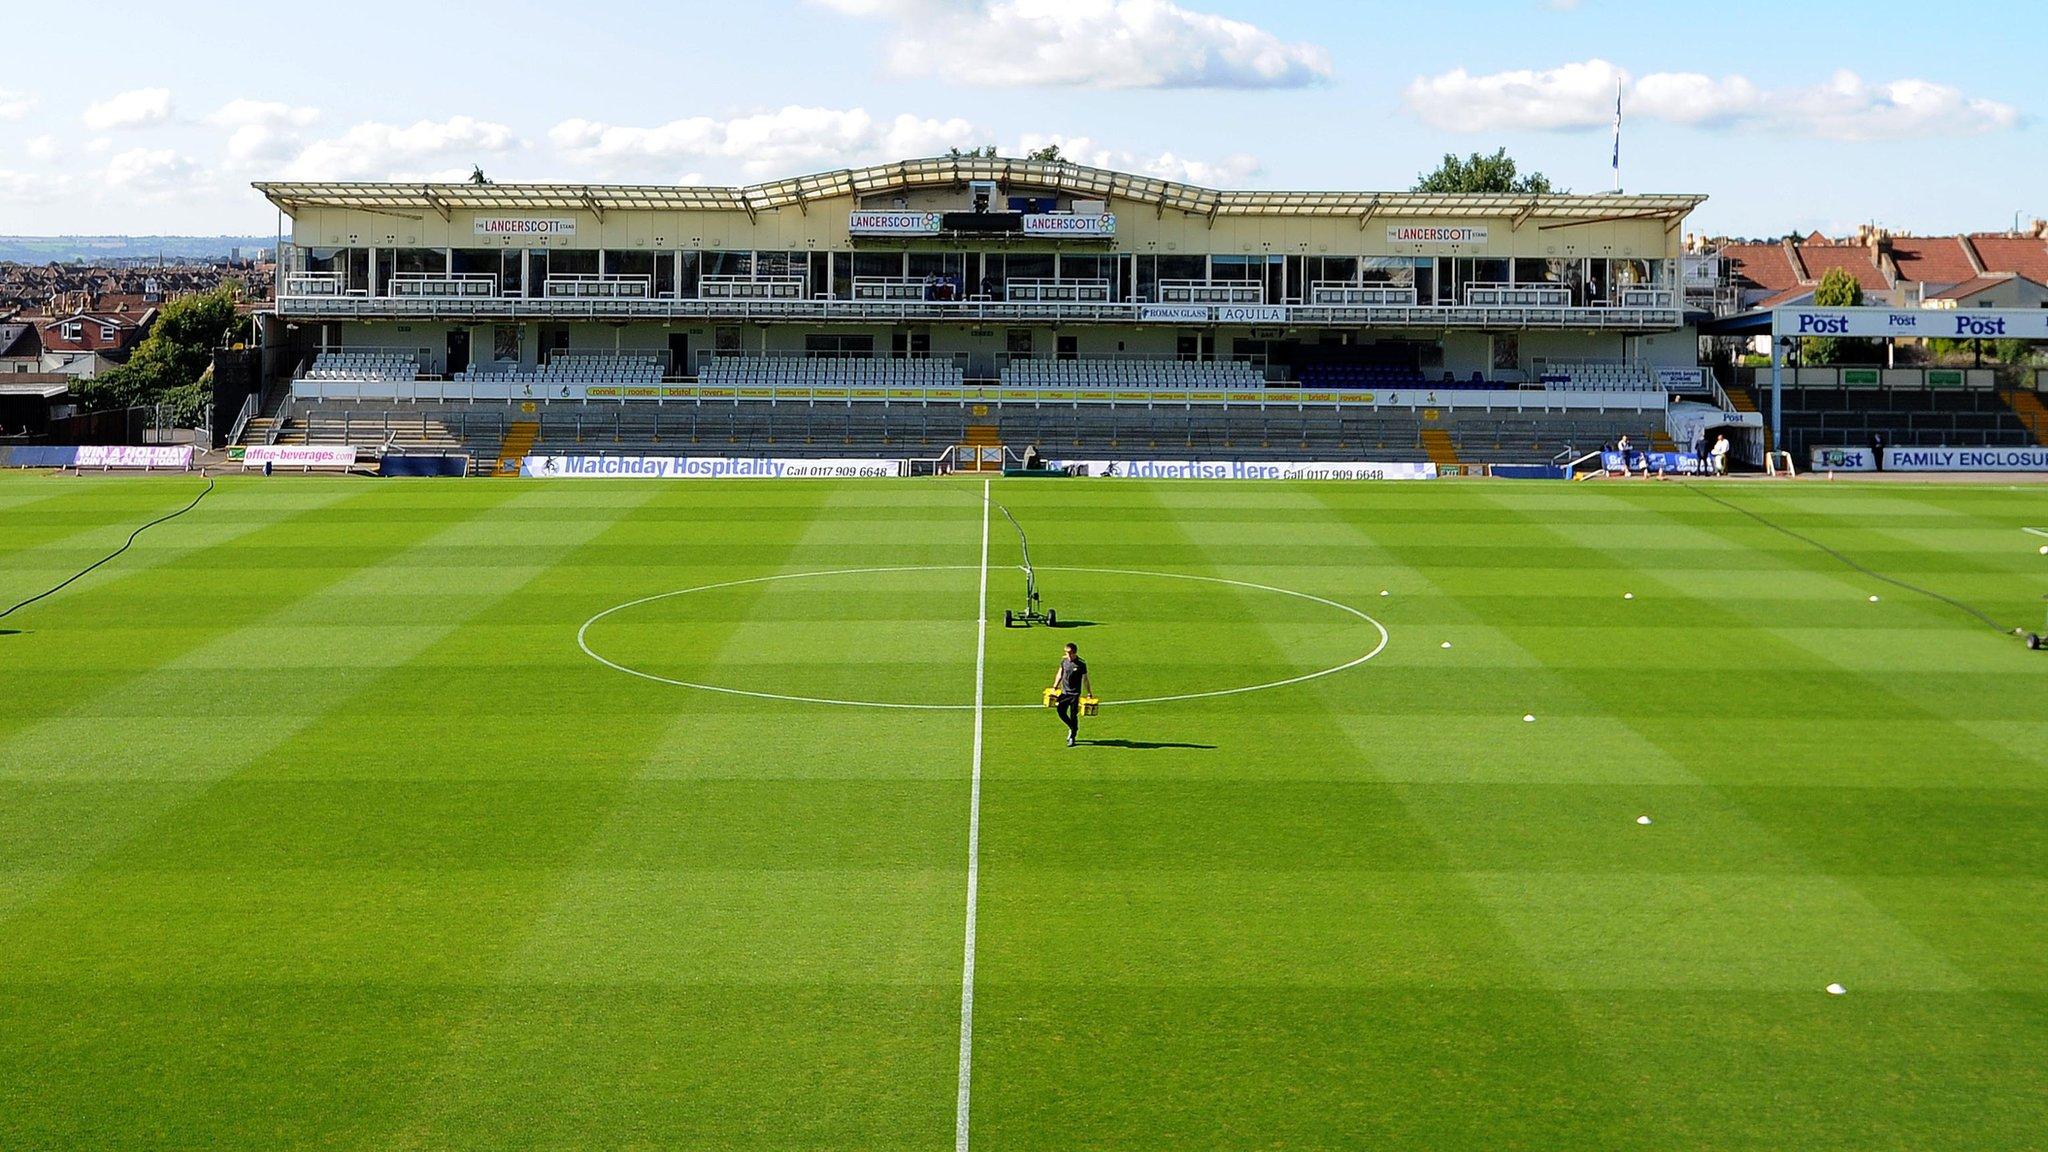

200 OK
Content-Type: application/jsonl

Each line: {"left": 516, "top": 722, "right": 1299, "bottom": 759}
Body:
{"left": 0, "top": 0, "right": 2038, "bottom": 237}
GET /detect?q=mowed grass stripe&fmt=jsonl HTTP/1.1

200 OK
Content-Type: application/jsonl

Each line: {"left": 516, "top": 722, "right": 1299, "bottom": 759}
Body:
{"left": 970, "top": 480, "right": 1638, "bottom": 1149}
{"left": 367, "top": 483, "right": 969, "bottom": 1152}
{"left": 0, "top": 483, "right": 698, "bottom": 1150}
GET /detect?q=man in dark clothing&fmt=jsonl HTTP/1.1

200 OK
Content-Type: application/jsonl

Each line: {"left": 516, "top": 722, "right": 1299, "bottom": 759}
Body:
{"left": 1050, "top": 642, "right": 1093, "bottom": 747}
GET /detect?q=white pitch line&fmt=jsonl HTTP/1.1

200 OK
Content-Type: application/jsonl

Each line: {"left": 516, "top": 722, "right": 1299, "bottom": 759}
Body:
{"left": 577, "top": 565, "right": 1389, "bottom": 711}
{"left": 956, "top": 480, "right": 990, "bottom": 1152}
{"left": 2024, "top": 527, "right": 2048, "bottom": 540}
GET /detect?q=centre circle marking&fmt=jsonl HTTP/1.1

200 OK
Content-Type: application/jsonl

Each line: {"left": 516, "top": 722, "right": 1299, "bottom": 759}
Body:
{"left": 577, "top": 565, "right": 1389, "bottom": 711}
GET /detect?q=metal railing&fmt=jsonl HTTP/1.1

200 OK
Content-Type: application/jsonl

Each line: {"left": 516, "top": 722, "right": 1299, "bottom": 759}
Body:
{"left": 389, "top": 273, "right": 499, "bottom": 299}
{"left": 699, "top": 276, "right": 808, "bottom": 300}
{"left": 544, "top": 276, "right": 653, "bottom": 299}
{"left": 1464, "top": 282, "right": 1573, "bottom": 307}
{"left": 1157, "top": 280, "right": 1265, "bottom": 305}
{"left": 1004, "top": 278, "right": 1112, "bottom": 303}
{"left": 1308, "top": 282, "right": 1417, "bottom": 306}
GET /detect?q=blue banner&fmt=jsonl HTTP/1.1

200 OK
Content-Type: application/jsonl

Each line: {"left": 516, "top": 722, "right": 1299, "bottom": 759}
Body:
{"left": 1602, "top": 451, "right": 1704, "bottom": 473}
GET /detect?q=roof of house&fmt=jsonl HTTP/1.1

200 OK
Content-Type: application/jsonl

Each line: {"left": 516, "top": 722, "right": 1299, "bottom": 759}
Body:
{"left": 254, "top": 156, "right": 1708, "bottom": 223}
{"left": 1720, "top": 243, "right": 1801, "bottom": 292}
{"left": 1888, "top": 237, "right": 1978, "bottom": 285}
{"left": 1968, "top": 235, "right": 2048, "bottom": 281}
{"left": 1926, "top": 273, "right": 2048, "bottom": 302}
{"left": 1792, "top": 245, "right": 1889, "bottom": 292}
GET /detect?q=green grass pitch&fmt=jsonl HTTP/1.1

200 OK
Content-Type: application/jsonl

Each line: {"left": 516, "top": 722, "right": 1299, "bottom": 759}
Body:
{"left": 0, "top": 472, "right": 2043, "bottom": 1150}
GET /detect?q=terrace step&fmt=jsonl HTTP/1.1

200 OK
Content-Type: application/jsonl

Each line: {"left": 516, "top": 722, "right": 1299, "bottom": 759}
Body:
{"left": 495, "top": 420, "right": 540, "bottom": 477}
{"left": 2002, "top": 389, "right": 2048, "bottom": 446}
{"left": 1420, "top": 428, "right": 1462, "bottom": 469}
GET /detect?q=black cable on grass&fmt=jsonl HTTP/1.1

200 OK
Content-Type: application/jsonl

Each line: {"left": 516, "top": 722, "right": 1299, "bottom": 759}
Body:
{"left": 1680, "top": 482, "right": 2018, "bottom": 635}
{"left": 0, "top": 475, "right": 217, "bottom": 624}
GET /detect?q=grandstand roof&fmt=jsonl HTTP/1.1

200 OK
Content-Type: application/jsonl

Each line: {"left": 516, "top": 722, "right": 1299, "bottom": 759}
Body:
{"left": 255, "top": 156, "right": 1705, "bottom": 223}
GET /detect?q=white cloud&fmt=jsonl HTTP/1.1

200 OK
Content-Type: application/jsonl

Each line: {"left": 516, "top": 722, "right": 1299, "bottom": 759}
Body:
{"left": 811, "top": 0, "right": 1332, "bottom": 89}
{"left": 284, "top": 116, "right": 519, "bottom": 180}
{"left": 1014, "top": 133, "right": 1260, "bottom": 185}
{"left": 103, "top": 148, "right": 207, "bottom": 202}
{"left": 25, "top": 135, "right": 58, "bottom": 162}
{"left": 208, "top": 99, "right": 323, "bottom": 166}
{"left": 551, "top": 106, "right": 984, "bottom": 177}
{"left": 0, "top": 88, "right": 36, "bottom": 121}
{"left": 82, "top": 87, "right": 174, "bottom": 131}
{"left": 1404, "top": 59, "right": 2019, "bottom": 140}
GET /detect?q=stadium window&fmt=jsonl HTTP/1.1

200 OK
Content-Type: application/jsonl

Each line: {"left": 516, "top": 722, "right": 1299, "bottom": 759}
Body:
{"left": 1006, "top": 329, "right": 1034, "bottom": 357}
{"left": 830, "top": 252, "right": 853, "bottom": 299}
{"left": 1211, "top": 254, "right": 1257, "bottom": 282}
{"left": 853, "top": 251, "right": 902, "bottom": 281}
{"left": 608, "top": 249, "right": 655, "bottom": 286}
{"left": 1056, "top": 335, "right": 1078, "bottom": 360}
{"left": 551, "top": 249, "right": 598, "bottom": 278}
{"left": 677, "top": 251, "right": 702, "bottom": 298}
{"left": 492, "top": 326, "right": 520, "bottom": 363}
{"left": 1007, "top": 253, "right": 1053, "bottom": 282}
{"left": 714, "top": 327, "right": 742, "bottom": 355}
{"left": 1157, "top": 255, "right": 1204, "bottom": 284}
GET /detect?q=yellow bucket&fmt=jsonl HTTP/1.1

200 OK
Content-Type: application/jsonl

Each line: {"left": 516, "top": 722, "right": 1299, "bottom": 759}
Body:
{"left": 1080, "top": 696, "right": 1100, "bottom": 716}
{"left": 1042, "top": 688, "right": 1060, "bottom": 707}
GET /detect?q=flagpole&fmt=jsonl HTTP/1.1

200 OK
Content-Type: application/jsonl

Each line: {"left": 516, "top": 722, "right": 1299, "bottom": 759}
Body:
{"left": 1612, "top": 79, "right": 1623, "bottom": 193}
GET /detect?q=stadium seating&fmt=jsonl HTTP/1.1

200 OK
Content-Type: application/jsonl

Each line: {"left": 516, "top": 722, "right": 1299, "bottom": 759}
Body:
{"left": 999, "top": 359, "right": 1265, "bottom": 389}
{"left": 1537, "top": 362, "right": 1656, "bottom": 391}
{"left": 1294, "top": 363, "right": 1427, "bottom": 390}
{"left": 456, "top": 353, "right": 663, "bottom": 386}
{"left": 301, "top": 352, "right": 421, "bottom": 382}
{"left": 1768, "top": 386, "right": 2038, "bottom": 457}
{"left": 697, "top": 357, "right": 966, "bottom": 389}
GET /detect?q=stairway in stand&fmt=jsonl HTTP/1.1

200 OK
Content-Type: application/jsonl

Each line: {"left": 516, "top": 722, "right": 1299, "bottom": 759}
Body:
{"left": 1420, "top": 429, "right": 1462, "bottom": 471}
{"left": 1722, "top": 382, "right": 1759, "bottom": 413}
{"left": 494, "top": 421, "right": 540, "bottom": 477}
{"left": 961, "top": 424, "right": 1003, "bottom": 472}
{"left": 2003, "top": 389, "right": 2048, "bottom": 447}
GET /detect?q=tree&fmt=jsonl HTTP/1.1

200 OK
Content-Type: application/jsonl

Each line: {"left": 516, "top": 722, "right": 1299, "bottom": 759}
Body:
{"left": 1412, "top": 148, "right": 1557, "bottom": 195}
{"left": 78, "top": 285, "right": 249, "bottom": 426}
{"left": 1025, "top": 143, "right": 1065, "bottom": 163}
{"left": 1802, "top": 267, "right": 1863, "bottom": 364}
{"left": 946, "top": 145, "right": 998, "bottom": 160}
{"left": 468, "top": 166, "right": 492, "bottom": 185}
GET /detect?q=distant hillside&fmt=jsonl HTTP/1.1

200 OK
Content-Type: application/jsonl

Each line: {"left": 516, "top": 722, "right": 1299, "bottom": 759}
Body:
{"left": 0, "top": 236, "right": 275, "bottom": 264}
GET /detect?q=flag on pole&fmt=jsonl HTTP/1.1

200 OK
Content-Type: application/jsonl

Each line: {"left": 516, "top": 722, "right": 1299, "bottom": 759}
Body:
{"left": 1612, "top": 81, "right": 1623, "bottom": 192}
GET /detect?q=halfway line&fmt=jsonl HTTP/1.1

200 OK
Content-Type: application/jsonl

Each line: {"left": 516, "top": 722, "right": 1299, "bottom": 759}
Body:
{"left": 956, "top": 480, "right": 990, "bottom": 1152}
